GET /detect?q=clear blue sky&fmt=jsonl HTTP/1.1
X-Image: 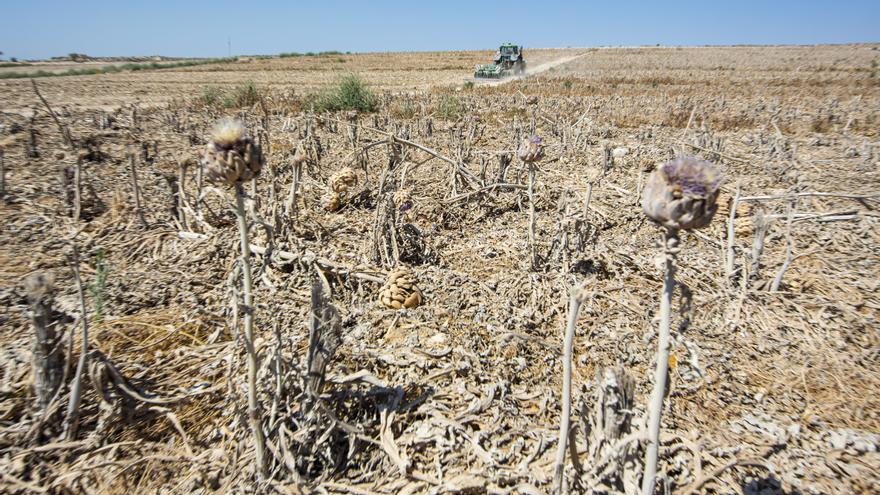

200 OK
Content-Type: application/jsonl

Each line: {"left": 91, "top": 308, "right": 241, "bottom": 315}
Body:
{"left": 1, "top": 0, "right": 877, "bottom": 59}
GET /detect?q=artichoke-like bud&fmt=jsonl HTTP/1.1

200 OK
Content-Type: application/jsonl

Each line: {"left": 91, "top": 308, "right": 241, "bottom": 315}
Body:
{"left": 322, "top": 191, "right": 342, "bottom": 212}
{"left": 518, "top": 135, "right": 544, "bottom": 164}
{"left": 392, "top": 189, "right": 413, "bottom": 213}
{"left": 641, "top": 156, "right": 722, "bottom": 230}
{"left": 329, "top": 167, "right": 358, "bottom": 194}
{"left": 379, "top": 267, "right": 423, "bottom": 310}
{"left": 201, "top": 119, "right": 263, "bottom": 186}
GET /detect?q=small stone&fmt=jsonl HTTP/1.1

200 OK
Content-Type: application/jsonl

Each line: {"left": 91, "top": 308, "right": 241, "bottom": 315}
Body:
{"left": 828, "top": 430, "right": 848, "bottom": 450}
{"left": 612, "top": 146, "right": 629, "bottom": 158}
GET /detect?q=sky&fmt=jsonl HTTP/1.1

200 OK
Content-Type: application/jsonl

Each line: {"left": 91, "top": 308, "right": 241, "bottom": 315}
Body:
{"left": 1, "top": 0, "right": 878, "bottom": 60}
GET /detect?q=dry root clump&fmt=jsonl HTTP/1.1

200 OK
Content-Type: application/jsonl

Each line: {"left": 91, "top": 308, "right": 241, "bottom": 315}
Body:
{"left": 323, "top": 167, "right": 359, "bottom": 212}
{"left": 201, "top": 119, "right": 263, "bottom": 186}
{"left": 642, "top": 156, "right": 722, "bottom": 230}
{"left": 379, "top": 267, "right": 423, "bottom": 309}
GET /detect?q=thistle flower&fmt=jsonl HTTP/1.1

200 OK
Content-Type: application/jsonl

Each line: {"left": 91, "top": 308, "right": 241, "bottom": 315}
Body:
{"left": 201, "top": 119, "right": 263, "bottom": 186}
{"left": 518, "top": 135, "right": 544, "bottom": 164}
{"left": 641, "top": 156, "right": 722, "bottom": 230}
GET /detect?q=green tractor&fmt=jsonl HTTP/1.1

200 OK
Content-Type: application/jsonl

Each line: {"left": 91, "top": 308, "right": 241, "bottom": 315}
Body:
{"left": 474, "top": 43, "right": 526, "bottom": 79}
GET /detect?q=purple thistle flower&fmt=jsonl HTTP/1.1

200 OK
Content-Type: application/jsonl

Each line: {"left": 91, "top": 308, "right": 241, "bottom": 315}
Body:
{"left": 660, "top": 157, "right": 722, "bottom": 198}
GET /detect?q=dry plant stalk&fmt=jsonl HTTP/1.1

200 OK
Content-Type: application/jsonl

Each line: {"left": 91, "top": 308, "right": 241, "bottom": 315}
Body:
{"left": 63, "top": 245, "right": 89, "bottom": 440}
{"left": 0, "top": 149, "right": 5, "bottom": 198}
{"left": 641, "top": 227, "right": 679, "bottom": 495}
{"left": 200, "top": 118, "right": 267, "bottom": 479}
{"left": 24, "top": 272, "right": 63, "bottom": 410}
{"left": 725, "top": 186, "right": 741, "bottom": 282}
{"left": 73, "top": 153, "right": 83, "bottom": 221}
{"left": 770, "top": 200, "right": 796, "bottom": 291}
{"left": 518, "top": 135, "right": 545, "bottom": 270}
{"left": 640, "top": 156, "right": 721, "bottom": 495}
{"left": 128, "top": 150, "right": 147, "bottom": 227}
{"left": 554, "top": 282, "right": 591, "bottom": 493}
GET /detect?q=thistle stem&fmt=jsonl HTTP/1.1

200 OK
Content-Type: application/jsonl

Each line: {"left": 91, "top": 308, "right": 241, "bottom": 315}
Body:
{"left": 554, "top": 285, "right": 588, "bottom": 493}
{"left": 63, "top": 245, "right": 89, "bottom": 440}
{"left": 641, "top": 228, "right": 678, "bottom": 495}
{"left": 528, "top": 163, "right": 537, "bottom": 270}
{"left": 233, "top": 184, "right": 267, "bottom": 479}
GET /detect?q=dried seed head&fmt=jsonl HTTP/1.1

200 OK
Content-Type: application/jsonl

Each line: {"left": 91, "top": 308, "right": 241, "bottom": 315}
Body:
{"left": 322, "top": 191, "right": 342, "bottom": 212}
{"left": 379, "top": 267, "right": 423, "bottom": 310}
{"left": 518, "top": 135, "right": 544, "bottom": 164}
{"left": 201, "top": 119, "right": 263, "bottom": 186}
{"left": 23, "top": 272, "right": 55, "bottom": 303}
{"left": 210, "top": 119, "right": 246, "bottom": 147}
{"left": 329, "top": 167, "right": 358, "bottom": 194}
{"left": 641, "top": 156, "right": 722, "bottom": 230}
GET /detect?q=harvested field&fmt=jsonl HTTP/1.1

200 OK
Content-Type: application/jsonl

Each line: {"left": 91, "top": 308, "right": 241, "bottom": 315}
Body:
{"left": 1, "top": 45, "right": 878, "bottom": 494}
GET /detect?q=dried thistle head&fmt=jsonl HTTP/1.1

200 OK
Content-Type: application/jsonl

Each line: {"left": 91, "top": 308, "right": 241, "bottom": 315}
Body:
{"left": 641, "top": 156, "right": 722, "bottom": 230}
{"left": 322, "top": 191, "right": 342, "bottom": 212}
{"left": 393, "top": 189, "right": 413, "bottom": 213}
{"left": 201, "top": 118, "right": 263, "bottom": 186}
{"left": 329, "top": 167, "right": 358, "bottom": 194}
{"left": 379, "top": 267, "right": 423, "bottom": 310}
{"left": 518, "top": 135, "right": 544, "bottom": 164}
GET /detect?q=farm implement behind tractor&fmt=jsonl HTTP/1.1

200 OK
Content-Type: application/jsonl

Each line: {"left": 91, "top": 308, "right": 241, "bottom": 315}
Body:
{"left": 474, "top": 43, "right": 526, "bottom": 79}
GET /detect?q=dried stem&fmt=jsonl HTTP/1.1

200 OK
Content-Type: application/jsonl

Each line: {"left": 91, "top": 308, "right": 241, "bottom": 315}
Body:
{"left": 528, "top": 163, "right": 538, "bottom": 270}
{"left": 725, "top": 186, "right": 741, "bottom": 282}
{"left": 554, "top": 284, "right": 590, "bottom": 493}
{"left": 770, "top": 201, "right": 796, "bottom": 291}
{"left": 25, "top": 273, "right": 63, "bottom": 410}
{"left": 232, "top": 184, "right": 267, "bottom": 479}
{"left": 63, "top": 245, "right": 89, "bottom": 440}
{"left": 31, "top": 79, "right": 74, "bottom": 149}
{"left": 751, "top": 209, "right": 770, "bottom": 279}
{"left": 73, "top": 154, "right": 82, "bottom": 221}
{"left": 128, "top": 152, "right": 147, "bottom": 227}
{"left": 177, "top": 160, "right": 189, "bottom": 231}
{"left": 641, "top": 228, "right": 679, "bottom": 495}
{"left": 0, "top": 149, "right": 5, "bottom": 198}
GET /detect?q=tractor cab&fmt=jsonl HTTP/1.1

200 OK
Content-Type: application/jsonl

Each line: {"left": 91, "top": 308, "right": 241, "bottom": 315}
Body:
{"left": 494, "top": 43, "right": 521, "bottom": 63}
{"left": 475, "top": 43, "right": 526, "bottom": 79}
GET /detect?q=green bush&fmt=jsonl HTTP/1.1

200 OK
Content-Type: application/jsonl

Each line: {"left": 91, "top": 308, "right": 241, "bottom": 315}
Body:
{"left": 462, "top": 81, "right": 474, "bottom": 90}
{"left": 222, "top": 82, "right": 261, "bottom": 108}
{"left": 314, "top": 74, "right": 376, "bottom": 113}
{"left": 563, "top": 79, "right": 573, "bottom": 89}
{"left": 392, "top": 99, "right": 418, "bottom": 119}
{"left": 201, "top": 86, "right": 222, "bottom": 106}
{"left": 435, "top": 94, "right": 464, "bottom": 119}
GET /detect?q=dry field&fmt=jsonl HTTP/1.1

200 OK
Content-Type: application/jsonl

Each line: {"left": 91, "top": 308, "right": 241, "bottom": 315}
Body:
{"left": 0, "top": 45, "right": 878, "bottom": 494}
